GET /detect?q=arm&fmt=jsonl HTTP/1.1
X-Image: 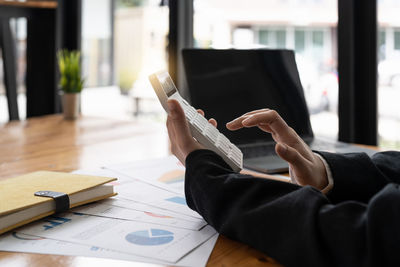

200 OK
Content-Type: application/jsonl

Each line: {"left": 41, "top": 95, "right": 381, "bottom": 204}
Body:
{"left": 318, "top": 150, "right": 400, "bottom": 203}
{"left": 166, "top": 99, "right": 400, "bottom": 266}
{"left": 185, "top": 149, "right": 400, "bottom": 267}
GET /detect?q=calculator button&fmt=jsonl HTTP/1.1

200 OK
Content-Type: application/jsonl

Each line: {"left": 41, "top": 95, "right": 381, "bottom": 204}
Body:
{"left": 231, "top": 146, "right": 242, "bottom": 156}
{"left": 192, "top": 114, "right": 208, "bottom": 132}
{"left": 182, "top": 99, "right": 190, "bottom": 106}
{"left": 216, "top": 140, "right": 230, "bottom": 156}
{"left": 206, "top": 126, "right": 219, "bottom": 139}
{"left": 231, "top": 155, "right": 242, "bottom": 167}
{"left": 217, "top": 142, "right": 230, "bottom": 155}
{"left": 184, "top": 108, "right": 196, "bottom": 120}
{"left": 217, "top": 135, "right": 230, "bottom": 146}
{"left": 204, "top": 125, "right": 218, "bottom": 143}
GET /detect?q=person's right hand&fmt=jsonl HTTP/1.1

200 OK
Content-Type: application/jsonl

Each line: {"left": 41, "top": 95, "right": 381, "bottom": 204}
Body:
{"left": 226, "top": 109, "right": 329, "bottom": 191}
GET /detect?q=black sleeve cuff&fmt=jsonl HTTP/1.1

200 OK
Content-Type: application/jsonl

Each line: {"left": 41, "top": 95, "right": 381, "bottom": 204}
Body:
{"left": 185, "top": 149, "right": 234, "bottom": 172}
{"left": 315, "top": 151, "right": 388, "bottom": 203}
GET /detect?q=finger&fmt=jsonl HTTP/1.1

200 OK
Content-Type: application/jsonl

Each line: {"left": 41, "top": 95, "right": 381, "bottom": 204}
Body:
{"left": 167, "top": 115, "right": 179, "bottom": 153}
{"left": 242, "top": 110, "right": 314, "bottom": 159}
{"left": 258, "top": 124, "right": 273, "bottom": 133}
{"left": 166, "top": 114, "right": 173, "bottom": 137}
{"left": 275, "top": 143, "right": 310, "bottom": 167}
{"left": 208, "top": 118, "right": 217, "bottom": 127}
{"left": 242, "top": 108, "right": 270, "bottom": 116}
{"left": 241, "top": 110, "right": 297, "bottom": 143}
{"left": 226, "top": 109, "right": 271, "bottom": 131}
{"left": 167, "top": 99, "right": 193, "bottom": 146}
{"left": 166, "top": 115, "right": 176, "bottom": 149}
{"left": 166, "top": 115, "right": 187, "bottom": 163}
{"left": 241, "top": 110, "right": 284, "bottom": 128}
{"left": 166, "top": 115, "right": 177, "bottom": 144}
{"left": 197, "top": 109, "right": 205, "bottom": 116}
{"left": 226, "top": 115, "right": 250, "bottom": 131}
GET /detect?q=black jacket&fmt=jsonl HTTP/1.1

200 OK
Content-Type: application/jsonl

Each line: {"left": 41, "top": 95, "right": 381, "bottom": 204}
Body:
{"left": 184, "top": 149, "right": 400, "bottom": 267}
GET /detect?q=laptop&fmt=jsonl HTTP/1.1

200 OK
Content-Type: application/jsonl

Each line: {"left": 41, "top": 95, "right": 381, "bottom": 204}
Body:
{"left": 182, "top": 49, "right": 376, "bottom": 174}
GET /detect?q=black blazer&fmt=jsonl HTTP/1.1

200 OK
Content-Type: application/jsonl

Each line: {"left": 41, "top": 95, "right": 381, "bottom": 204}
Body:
{"left": 184, "top": 149, "right": 400, "bottom": 267}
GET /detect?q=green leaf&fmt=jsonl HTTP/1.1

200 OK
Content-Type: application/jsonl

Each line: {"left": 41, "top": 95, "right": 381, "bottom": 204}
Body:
{"left": 57, "top": 49, "right": 84, "bottom": 93}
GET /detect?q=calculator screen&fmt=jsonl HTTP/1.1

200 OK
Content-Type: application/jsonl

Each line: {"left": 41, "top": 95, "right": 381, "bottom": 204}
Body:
{"left": 157, "top": 72, "right": 177, "bottom": 97}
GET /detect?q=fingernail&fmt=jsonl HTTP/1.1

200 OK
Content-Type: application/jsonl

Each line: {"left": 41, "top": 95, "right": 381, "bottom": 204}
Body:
{"left": 167, "top": 100, "right": 174, "bottom": 110}
{"left": 167, "top": 101, "right": 176, "bottom": 114}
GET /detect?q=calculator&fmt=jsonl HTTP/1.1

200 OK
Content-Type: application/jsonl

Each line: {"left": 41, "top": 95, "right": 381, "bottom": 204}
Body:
{"left": 149, "top": 71, "right": 243, "bottom": 172}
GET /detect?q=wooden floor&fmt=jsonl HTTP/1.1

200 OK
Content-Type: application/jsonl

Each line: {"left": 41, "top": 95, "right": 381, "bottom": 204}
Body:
{"left": 0, "top": 115, "right": 282, "bottom": 267}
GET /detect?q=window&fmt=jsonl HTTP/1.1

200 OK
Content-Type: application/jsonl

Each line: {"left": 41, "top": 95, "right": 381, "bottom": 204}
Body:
{"left": 394, "top": 31, "right": 400, "bottom": 50}
{"left": 82, "top": 0, "right": 113, "bottom": 87}
{"left": 257, "top": 29, "right": 287, "bottom": 48}
{"left": 378, "top": 30, "right": 386, "bottom": 60}
{"left": 312, "top": 30, "right": 324, "bottom": 47}
{"left": 295, "top": 30, "right": 306, "bottom": 53}
{"left": 378, "top": 2, "right": 400, "bottom": 149}
{"left": 276, "top": 30, "right": 287, "bottom": 47}
{"left": 81, "top": 0, "right": 169, "bottom": 120}
{"left": 194, "top": 0, "right": 338, "bottom": 138}
{"left": 259, "top": 30, "right": 272, "bottom": 47}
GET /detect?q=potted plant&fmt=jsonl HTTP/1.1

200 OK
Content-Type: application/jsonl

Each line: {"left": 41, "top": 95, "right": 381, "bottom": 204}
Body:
{"left": 58, "top": 50, "right": 84, "bottom": 120}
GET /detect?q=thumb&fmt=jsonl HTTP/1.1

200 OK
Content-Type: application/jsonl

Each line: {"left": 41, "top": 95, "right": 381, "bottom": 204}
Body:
{"left": 167, "top": 99, "right": 184, "bottom": 120}
{"left": 275, "top": 143, "right": 308, "bottom": 167}
{"left": 167, "top": 99, "right": 192, "bottom": 142}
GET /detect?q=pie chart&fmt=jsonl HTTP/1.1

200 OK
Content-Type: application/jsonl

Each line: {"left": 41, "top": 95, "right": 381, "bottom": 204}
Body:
{"left": 125, "top": 229, "right": 174, "bottom": 246}
{"left": 12, "top": 232, "right": 44, "bottom": 241}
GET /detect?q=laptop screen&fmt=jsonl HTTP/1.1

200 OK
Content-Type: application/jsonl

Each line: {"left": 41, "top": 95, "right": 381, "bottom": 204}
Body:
{"left": 182, "top": 49, "right": 313, "bottom": 146}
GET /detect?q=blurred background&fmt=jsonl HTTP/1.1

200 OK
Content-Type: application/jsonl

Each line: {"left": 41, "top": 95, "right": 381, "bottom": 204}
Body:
{"left": 0, "top": 0, "right": 399, "bottom": 149}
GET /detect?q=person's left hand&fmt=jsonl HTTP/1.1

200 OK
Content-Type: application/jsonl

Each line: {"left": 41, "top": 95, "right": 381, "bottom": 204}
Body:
{"left": 166, "top": 99, "right": 217, "bottom": 165}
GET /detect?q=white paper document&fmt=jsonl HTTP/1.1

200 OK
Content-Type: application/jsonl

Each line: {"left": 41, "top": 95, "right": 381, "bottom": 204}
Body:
{"left": 18, "top": 212, "right": 216, "bottom": 263}
{"left": 1, "top": 159, "right": 219, "bottom": 266}
{"left": 105, "top": 156, "right": 186, "bottom": 195}
{"left": 0, "top": 231, "right": 219, "bottom": 267}
{"left": 72, "top": 202, "right": 207, "bottom": 230}
{"left": 101, "top": 197, "right": 203, "bottom": 223}
{"left": 117, "top": 182, "right": 202, "bottom": 219}
{"left": 73, "top": 168, "right": 202, "bottom": 219}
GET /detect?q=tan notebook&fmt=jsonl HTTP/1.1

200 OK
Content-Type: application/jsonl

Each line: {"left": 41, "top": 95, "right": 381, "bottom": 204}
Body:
{"left": 0, "top": 171, "right": 117, "bottom": 235}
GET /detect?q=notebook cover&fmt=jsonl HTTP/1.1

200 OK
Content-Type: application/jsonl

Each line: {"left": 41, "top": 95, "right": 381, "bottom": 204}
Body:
{"left": 0, "top": 171, "right": 117, "bottom": 234}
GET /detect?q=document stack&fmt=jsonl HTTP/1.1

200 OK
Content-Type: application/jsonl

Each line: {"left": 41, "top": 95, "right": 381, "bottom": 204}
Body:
{"left": 0, "top": 157, "right": 218, "bottom": 267}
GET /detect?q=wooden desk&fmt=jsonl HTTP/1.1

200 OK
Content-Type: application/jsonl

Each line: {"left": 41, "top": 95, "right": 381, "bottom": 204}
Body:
{"left": 0, "top": 115, "right": 282, "bottom": 267}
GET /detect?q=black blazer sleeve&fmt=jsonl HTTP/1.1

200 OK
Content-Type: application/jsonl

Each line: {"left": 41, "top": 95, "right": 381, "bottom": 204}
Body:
{"left": 185, "top": 149, "right": 400, "bottom": 267}
{"left": 317, "top": 151, "right": 400, "bottom": 204}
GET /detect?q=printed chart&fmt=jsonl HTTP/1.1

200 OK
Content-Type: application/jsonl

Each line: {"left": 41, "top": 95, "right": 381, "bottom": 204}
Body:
{"left": 73, "top": 203, "right": 206, "bottom": 230}
{"left": 18, "top": 212, "right": 216, "bottom": 263}
{"left": 106, "top": 156, "right": 186, "bottom": 194}
{"left": 125, "top": 229, "right": 174, "bottom": 246}
{"left": 0, "top": 231, "right": 219, "bottom": 267}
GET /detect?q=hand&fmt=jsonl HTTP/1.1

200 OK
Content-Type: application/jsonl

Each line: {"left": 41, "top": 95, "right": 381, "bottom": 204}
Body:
{"left": 226, "top": 109, "right": 328, "bottom": 190}
{"left": 166, "top": 99, "right": 217, "bottom": 165}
